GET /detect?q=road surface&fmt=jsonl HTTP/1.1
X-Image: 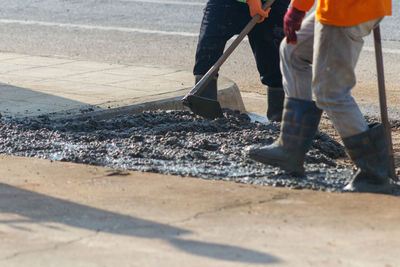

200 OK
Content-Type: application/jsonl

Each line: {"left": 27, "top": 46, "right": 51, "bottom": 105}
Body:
{"left": 0, "top": 0, "right": 399, "bottom": 115}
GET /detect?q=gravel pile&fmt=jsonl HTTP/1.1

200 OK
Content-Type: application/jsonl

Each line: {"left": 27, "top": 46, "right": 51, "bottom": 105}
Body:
{"left": 0, "top": 109, "right": 398, "bottom": 194}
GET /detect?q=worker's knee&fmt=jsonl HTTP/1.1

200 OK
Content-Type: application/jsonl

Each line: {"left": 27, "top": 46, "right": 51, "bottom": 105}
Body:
{"left": 313, "top": 87, "right": 354, "bottom": 112}
{"left": 314, "top": 96, "right": 333, "bottom": 111}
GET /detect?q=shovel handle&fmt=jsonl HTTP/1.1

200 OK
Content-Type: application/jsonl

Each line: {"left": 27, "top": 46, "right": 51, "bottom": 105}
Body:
{"left": 183, "top": 0, "right": 275, "bottom": 99}
{"left": 373, "top": 25, "right": 397, "bottom": 180}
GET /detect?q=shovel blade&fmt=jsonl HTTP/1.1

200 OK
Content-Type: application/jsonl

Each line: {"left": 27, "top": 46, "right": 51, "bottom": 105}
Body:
{"left": 182, "top": 95, "right": 223, "bottom": 119}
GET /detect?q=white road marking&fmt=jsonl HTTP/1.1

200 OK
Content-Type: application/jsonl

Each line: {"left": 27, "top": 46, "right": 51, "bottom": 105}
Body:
{"left": 0, "top": 19, "right": 198, "bottom": 37}
{"left": 120, "top": 0, "right": 205, "bottom": 6}
{"left": 0, "top": 18, "right": 400, "bottom": 56}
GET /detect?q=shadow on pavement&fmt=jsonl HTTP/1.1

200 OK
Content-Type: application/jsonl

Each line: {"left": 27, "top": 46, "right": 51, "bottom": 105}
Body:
{"left": 0, "top": 183, "right": 279, "bottom": 264}
{"left": 0, "top": 83, "right": 100, "bottom": 118}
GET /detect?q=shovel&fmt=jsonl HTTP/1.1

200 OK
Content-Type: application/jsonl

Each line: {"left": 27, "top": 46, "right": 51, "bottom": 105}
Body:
{"left": 182, "top": 0, "right": 275, "bottom": 119}
{"left": 373, "top": 25, "right": 398, "bottom": 181}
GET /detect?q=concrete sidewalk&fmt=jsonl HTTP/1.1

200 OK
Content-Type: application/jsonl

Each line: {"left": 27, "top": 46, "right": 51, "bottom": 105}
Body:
{"left": 0, "top": 52, "right": 245, "bottom": 119}
{"left": 1, "top": 155, "right": 399, "bottom": 267}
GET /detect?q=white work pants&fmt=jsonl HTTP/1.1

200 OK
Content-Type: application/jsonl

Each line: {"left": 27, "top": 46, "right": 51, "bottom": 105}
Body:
{"left": 280, "top": 11, "right": 382, "bottom": 138}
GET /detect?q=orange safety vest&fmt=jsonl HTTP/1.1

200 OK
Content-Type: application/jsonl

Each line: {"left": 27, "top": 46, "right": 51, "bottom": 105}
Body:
{"left": 291, "top": 0, "right": 392, "bottom": 26}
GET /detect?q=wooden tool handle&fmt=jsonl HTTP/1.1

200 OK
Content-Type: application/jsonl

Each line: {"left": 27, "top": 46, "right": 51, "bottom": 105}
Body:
{"left": 373, "top": 25, "right": 397, "bottom": 180}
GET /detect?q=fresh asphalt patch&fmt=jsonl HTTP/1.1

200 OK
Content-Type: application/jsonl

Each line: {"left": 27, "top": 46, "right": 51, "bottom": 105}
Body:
{"left": 0, "top": 109, "right": 398, "bottom": 194}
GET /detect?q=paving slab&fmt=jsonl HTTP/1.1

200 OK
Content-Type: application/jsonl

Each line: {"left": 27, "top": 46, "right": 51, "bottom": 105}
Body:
{"left": 0, "top": 155, "right": 399, "bottom": 267}
{"left": 0, "top": 52, "right": 245, "bottom": 119}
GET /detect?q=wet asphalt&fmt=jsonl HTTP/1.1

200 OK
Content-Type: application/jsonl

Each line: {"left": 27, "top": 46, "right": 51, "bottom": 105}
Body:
{"left": 0, "top": 109, "right": 399, "bottom": 195}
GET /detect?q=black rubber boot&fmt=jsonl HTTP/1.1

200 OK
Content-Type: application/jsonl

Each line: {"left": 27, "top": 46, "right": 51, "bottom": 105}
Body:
{"left": 195, "top": 75, "right": 218, "bottom": 101}
{"left": 266, "top": 87, "right": 285, "bottom": 122}
{"left": 342, "top": 123, "right": 393, "bottom": 194}
{"left": 249, "top": 98, "right": 322, "bottom": 176}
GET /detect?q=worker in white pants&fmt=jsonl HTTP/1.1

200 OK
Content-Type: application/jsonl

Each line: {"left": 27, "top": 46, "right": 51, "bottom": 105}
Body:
{"left": 249, "top": 0, "right": 393, "bottom": 194}
{"left": 281, "top": 12, "right": 381, "bottom": 138}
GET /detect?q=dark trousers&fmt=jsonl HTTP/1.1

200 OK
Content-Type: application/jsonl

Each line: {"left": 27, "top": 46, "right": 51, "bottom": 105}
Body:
{"left": 193, "top": 0, "right": 289, "bottom": 88}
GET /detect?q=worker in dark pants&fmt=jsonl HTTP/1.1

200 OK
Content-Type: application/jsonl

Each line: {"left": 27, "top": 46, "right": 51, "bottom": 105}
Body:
{"left": 193, "top": 0, "right": 290, "bottom": 122}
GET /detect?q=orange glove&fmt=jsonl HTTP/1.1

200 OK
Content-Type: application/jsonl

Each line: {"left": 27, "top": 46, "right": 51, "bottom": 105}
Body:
{"left": 246, "top": 0, "right": 271, "bottom": 23}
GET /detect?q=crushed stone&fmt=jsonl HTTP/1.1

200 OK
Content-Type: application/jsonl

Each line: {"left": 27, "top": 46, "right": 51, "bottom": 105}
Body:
{"left": 0, "top": 109, "right": 398, "bottom": 194}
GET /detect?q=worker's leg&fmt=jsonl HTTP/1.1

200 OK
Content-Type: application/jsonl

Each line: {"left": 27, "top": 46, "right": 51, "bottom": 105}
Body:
{"left": 248, "top": 0, "right": 290, "bottom": 121}
{"left": 248, "top": 13, "right": 321, "bottom": 176}
{"left": 312, "top": 18, "right": 391, "bottom": 193}
{"left": 312, "top": 18, "right": 381, "bottom": 138}
{"left": 193, "top": 0, "right": 249, "bottom": 100}
{"left": 280, "top": 12, "right": 316, "bottom": 100}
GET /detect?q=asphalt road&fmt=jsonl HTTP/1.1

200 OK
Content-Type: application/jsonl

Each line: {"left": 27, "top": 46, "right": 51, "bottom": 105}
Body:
{"left": 0, "top": 0, "right": 399, "bottom": 110}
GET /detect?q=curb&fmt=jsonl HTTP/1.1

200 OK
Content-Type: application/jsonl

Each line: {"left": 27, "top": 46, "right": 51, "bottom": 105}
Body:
{"left": 40, "top": 78, "right": 246, "bottom": 120}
